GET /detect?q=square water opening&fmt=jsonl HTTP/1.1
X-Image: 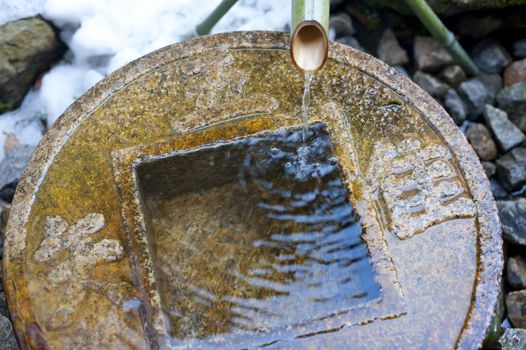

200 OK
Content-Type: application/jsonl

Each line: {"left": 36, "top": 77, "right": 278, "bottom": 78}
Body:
{"left": 136, "top": 123, "right": 380, "bottom": 341}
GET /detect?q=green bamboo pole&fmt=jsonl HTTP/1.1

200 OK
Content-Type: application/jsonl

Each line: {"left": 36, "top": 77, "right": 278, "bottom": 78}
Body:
{"left": 290, "top": 0, "right": 330, "bottom": 73}
{"left": 404, "top": 0, "right": 479, "bottom": 76}
{"left": 195, "top": 0, "right": 238, "bottom": 36}
{"left": 291, "top": 0, "right": 330, "bottom": 35}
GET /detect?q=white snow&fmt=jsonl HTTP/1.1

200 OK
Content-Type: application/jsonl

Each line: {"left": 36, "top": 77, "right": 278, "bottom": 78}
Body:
{"left": 0, "top": 91, "right": 46, "bottom": 160}
{"left": 0, "top": 0, "right": 290, "bottom": 161}
{"left": 0, "top": 0, "right": 47, "bottom": 25}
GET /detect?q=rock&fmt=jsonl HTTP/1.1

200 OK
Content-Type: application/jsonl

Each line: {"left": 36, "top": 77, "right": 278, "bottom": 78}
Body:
{"left": 496, "top": 147, "right": 526, "bottom": 191}
{"left": 377, "top": 28, "right": 408, "bottom": 66}
{"left": 466, "top": 123, "right": 498, "bottom": 160}
{"left": 443, "top": 89, "right": 467, "bottom": 125}
{"left": 393, "top": 65, "right": 408, "bottom": 77}
{"left": 500, "top": 328, "right": 526, "bottom": 350}
{"left": 335, "top": 36, "right": 364, "bottom": 51}
{"left": 497, "top": 198, "right": 526, "bottom": 245}
{"left": 498, "top": 82, "right": 526, "bottom": 115}
{"left": 0, "top": 181, "right": 17, "bottom": 203}
{"left": 0, "top": 202, "right": 3, "bottom": 232}
{"left": 459, "top": 76, "right": 499, "bottom": 117}
{"left": 482, "top": 161, "right": 496, "bottom": 177}
{"left": 0, "top": 144, "right": 34, "bottom": 191}
{"left": 508, "top": 256, "right": 526, "bottom": 290}
{"left": 412, "top": 71, "right": 450, "bottom": 99}
{"left": 506, "top": 290, "right": 526, "bottom": 328}
{"left": 483, "top": 104, "right": 525, "bottom": 152}
{"left": 514, "top": 39, "right": 526, "bottom": 58}
{"left": 413, "top": 36, "right": 454, "bottom": 73}
{"left": 0, "top": 203, "right": 10, "bottom": 238}
{"left": 504, "top": 59, "right": 526, "bottom": 87}
{"left": 472, "top": 40, "right": 512, "bottom": 74}
{"left": 330, "top": 13, "right": 355, "bottom": 37}
{"left": 455, "top": 15, "right": 502, "bottom": 39}
{"left": 0, "top": 315, "right": 18, "bottom": 350}
{"left": 490, "top": 179, "right": 508, "bottom": 199}
{"left": 3, "top": 133, "right": 19, "bottom": 154}
{"left": 479, "top": 74, "right": 503, "bottom": 96}
{"left": 0, "top": 290, "right": 7, "bottom": 318}
{"left": 506, "top": 10, "right": 526, "bottom": 29}
{"left": 0, "top": 17, "right": 65, "bottom": 113}
{"left": 511, "top": 114, "right": 526, "bottom": 133}
{"left": 439, "top": 65, "right": 466, "bottom": 87}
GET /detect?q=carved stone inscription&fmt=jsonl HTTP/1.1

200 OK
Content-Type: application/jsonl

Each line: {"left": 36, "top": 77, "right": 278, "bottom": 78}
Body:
{"left": 172, "top": 50, "right": 279, "bottom": 133}
{"left": 365, "top": 137, "right": 477, "bottom": 239}
{"left": 33, "top": 214, "right": 126, "bottom": 329}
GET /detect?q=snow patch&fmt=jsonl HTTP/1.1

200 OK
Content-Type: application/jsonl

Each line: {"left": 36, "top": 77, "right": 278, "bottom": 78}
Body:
{"left": 0, "top": 0, "right": 47, "bottom": 25}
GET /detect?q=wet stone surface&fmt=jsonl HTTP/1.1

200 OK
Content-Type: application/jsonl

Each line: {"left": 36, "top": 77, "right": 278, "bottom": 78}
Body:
{"left": 2, "top": 32, "right": 500, "bottom": 349}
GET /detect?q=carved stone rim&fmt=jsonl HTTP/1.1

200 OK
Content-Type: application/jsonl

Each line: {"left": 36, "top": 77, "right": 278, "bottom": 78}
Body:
{"left": 3, "top": 31, "right": 501, "bottom": 349}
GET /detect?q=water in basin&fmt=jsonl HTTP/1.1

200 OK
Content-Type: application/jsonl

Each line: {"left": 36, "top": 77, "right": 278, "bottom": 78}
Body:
{"left": 136, "top": 123, "right": 380, "bottom": 342}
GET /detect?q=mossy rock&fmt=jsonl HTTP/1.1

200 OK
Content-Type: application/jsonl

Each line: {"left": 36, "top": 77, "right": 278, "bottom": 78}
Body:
{"left": 0, "top": 16, "right": 65, "bottom": 113}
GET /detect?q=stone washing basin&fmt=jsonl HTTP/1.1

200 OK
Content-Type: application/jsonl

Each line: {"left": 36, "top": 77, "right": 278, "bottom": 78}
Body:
{"left": 3, "top": 32, "right": 501, "bottom": 349}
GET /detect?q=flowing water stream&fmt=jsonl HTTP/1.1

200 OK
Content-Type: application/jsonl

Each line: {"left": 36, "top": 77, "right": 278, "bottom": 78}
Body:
{"left": 301, "top": 72, "right": 313, "bottom": 143}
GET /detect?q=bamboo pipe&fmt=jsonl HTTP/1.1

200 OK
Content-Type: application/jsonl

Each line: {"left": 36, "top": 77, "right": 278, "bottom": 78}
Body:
{"left": 195, "top": 0, "right": 238, "bottom": 36}
{"left": 290, "top": 0, "right": 330, "bottom": 74}
{"left": 404, "top": 0, "right": 479, "bottom": 76}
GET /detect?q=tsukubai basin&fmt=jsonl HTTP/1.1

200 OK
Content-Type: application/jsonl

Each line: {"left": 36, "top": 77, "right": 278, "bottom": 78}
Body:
{"left": 3, "top": 32, "right": 501, "bottom": 349}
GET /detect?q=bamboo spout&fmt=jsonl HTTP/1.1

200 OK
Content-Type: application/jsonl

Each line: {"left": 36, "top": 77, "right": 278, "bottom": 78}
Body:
{"left": 290, "top": 0, "right": 330, "bottom": 74}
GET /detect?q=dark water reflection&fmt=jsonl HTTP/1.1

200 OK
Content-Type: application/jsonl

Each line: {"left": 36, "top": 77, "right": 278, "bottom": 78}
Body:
{"left": 140, "top": 124, "right": 380, "bottom": 342}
